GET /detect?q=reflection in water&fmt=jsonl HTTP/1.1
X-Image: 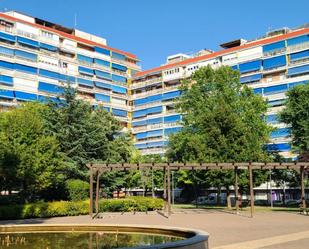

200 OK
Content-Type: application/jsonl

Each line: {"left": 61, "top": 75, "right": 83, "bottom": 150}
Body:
{"left": 0, "top": 232, "right": 181, "bottom": 248}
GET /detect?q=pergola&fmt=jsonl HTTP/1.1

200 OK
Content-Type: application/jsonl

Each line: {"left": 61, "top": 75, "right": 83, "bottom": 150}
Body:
{"left": 88, "top": 162, "right": 309, "bottom": 218}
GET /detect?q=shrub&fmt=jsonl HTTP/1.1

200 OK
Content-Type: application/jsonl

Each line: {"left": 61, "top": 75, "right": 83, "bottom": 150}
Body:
{"left": 0, "top": 197, "right": 164, "bottom": 220}
{"left": 66, "top": 179, "right": 90, "bottom": 201}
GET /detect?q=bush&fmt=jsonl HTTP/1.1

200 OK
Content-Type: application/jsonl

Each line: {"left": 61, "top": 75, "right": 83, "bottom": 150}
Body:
{"left": 99, "top": 197, "right": 164, "bottom": 213}
{"left": 0, "top": 197, "right": 164, "bottom": 220}
{"left": 66, "top": 179, "right": 90, "bottom": 201}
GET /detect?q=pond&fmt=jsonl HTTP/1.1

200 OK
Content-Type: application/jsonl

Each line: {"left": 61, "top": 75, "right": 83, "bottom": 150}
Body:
{"left": 0, "top": 225, "right": 209, "bottom": 249}
{"left": 0, "top": 231, "right": 181, "bottom": 248}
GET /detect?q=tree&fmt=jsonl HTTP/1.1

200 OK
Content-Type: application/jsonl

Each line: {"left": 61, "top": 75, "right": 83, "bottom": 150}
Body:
{"left": 42, "top": 87, "right": 134, "bottom": 180}
{"left": 279, "top": 83, "right": 309, "bottom": 160}
{"left": 166, "top": 66, "right": 272, "bottom": 206}
{"left": 0, "top": 103, "right": 65, "bottom": 201}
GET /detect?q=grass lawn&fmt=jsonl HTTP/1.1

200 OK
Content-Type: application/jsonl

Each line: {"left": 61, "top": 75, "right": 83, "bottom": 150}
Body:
{"left": 172, "top": 204, "right": 300, "bottom": 212}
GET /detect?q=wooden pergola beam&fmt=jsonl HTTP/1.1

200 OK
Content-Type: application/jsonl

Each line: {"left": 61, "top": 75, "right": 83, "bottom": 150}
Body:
{"left": 88, "top": 162, "right": 308, "bottom": 218}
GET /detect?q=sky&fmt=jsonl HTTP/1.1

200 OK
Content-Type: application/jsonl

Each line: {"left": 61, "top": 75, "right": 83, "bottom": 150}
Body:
{"left": 0, "top": 0, "right": 308, "bottom": 70}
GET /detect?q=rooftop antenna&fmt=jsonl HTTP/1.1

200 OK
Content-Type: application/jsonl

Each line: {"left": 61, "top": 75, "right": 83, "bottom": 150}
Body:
{"left": 74, "top": 13, "right": 77, "bottom": 28}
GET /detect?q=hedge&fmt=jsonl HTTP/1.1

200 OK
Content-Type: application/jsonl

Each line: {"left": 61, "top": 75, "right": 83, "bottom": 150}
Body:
{"left": 0, "top": 197, "right": 164, "bottom": 220}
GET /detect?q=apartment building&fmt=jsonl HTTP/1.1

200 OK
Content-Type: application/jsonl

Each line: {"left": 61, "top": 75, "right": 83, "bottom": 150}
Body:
{"left": 0, "top": 11, "right": 140, "bottom": 128}
{"left": 131, "top": 25, "right": 309, "bottom": 158}
{"left": 0, "top": 11, "right": 308, "bottom": 159}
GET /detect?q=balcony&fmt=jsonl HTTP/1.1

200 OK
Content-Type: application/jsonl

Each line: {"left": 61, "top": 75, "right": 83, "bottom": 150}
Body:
{"left": 131, "top": 88, "right": 163, "bottom": 99}
{"left": 132, "top": 101, "right": 162, "bottom": 110}
{"left": 288, "top": 42, "right": 309, "bottom": 53}
{"left": 141, "top": 147, "right": 166, "bottom": 155}
{"left": 131, "top": 77, "right": 163, "bottom": 89}
{"left": 263, "top": 48, "right": 286, "bottom": 58}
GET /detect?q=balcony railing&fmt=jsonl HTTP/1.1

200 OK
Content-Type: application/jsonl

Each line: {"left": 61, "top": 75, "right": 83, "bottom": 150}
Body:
{"left": 263, "top": 48, "right": 286, "bottom": 58}
{"left": 288, "top": 42, "right": 309, "bottom": 53}
{"left": 131, "top": 77, "right": 163, "bottom": 89}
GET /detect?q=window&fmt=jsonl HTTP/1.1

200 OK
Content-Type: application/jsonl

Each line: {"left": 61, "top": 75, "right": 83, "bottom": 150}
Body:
{"left": 41, "top": 30, "right": 53, "bottom": 39}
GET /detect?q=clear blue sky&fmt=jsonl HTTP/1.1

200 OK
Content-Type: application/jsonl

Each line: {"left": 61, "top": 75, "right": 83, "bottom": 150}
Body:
{"left": 0, "top": 0, "right": 308, "bottom": 70}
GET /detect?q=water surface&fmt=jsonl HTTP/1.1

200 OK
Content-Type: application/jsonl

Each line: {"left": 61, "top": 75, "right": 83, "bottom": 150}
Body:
{"left": 0, "top": 232, "right": 182, "bottom": 248}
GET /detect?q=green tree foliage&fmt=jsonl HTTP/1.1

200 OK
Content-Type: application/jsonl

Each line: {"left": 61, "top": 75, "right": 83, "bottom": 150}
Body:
{"left": 166, "top": 66, "right": 272, "bottom": 203}
{"left": 0, "top": 103, "right": 65, "bottom": 201}
{"left": 42, "top": 87, "right": 134, "bottom": 179}
{"left": 66, "top": 179, "right": 90, "bottom": 201}
{"left": 167, "top": 66, "right": 271, "bottom": 162}
{"left": 279, "top": 83, "right": 309, "bottom": 160}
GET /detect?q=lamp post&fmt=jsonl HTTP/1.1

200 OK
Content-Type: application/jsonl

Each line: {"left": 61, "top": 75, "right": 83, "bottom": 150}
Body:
{"left": 269, "top": 169, "right": 273, "bottom": 208}
{"left": 172, "top": 171, "right": 175, "bottom": 205}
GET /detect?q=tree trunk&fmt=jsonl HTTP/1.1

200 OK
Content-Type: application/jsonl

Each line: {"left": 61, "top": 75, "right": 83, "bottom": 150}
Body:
{"left": 217, "top": 187, "right": 221, "bottom": 206}
{"left": 226, "top": 187, "right": 231, "bottom": 209}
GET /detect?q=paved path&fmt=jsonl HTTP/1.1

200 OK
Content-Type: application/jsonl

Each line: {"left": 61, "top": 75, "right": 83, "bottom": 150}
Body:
{"left": 1, "top": 209, "right": 309, "bottom": 248}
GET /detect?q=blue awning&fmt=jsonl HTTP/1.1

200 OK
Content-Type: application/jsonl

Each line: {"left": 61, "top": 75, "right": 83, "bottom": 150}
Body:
{"left": 95, "top": 81, "right": 111, "bottom": 89}
{"left": 132, "top": 120, "right": 147, "bottom": 127}
{"left": 0, "top": 31, "right": 15, "bottom": 42}
{"left": 111, "top": 85, "right": 127, "bottom": 94}
{"left": 15, "top": 91, "right": 37, "bottom": 101}
{"left": 163, "top": 90, "right": 181, "bottom": 100}
{"left": 147, "top": 141, "right": 165, "bottom": 148}
{"left": 239, "top": 60, "right": 261, "bottom": 73}
{"left": 147, "top": 94, "right": 162, "bottom": 103}
{"left": 112, "top": 108, "right": 127, "bottom": 117}
{"left": 271, "top": 128, "right": 290, "bottom": 139}
{"left": 78, "top": 66, "right": 94, "bottom": 75}
{"left": 39, "top": 69, "right": 59, "bottom": 79}
{"left": 0, "top": 60, "right": 14, "bottom": 70}
{"left": 266, "top": 114, "right": 278, "bottom": 124}
{"left": 164, "top": 127, "right": 181, "bottom": 135}
{"left": 231, "top": 65, "right": 238, "bottom": 71}
{"left": 253, "top": 88, "right": 263, "bottom": 95}
{"left": 136, "top": 132, "right": 147, "bottom": 140}
{"left": 77, "top": 54, "right": 93, "bottom": 64}
{"left": 95, "top": 93, "right": 110, "bottom": 102}
{"left": 134, "top": 97, "right": 148, "bottom": 106}
{"left": 147, "top": 106, "right": 162, "bottom": 115}
{"left": 133, "top": 109, "right": 148, "bottom": 118}
{"left": 268, "top": 99, "right": 285, "bottom": 107}
{"left": 263, "top": 55, "right": 286, "bottom": 70}
{"left": 77, "top": 78, "right": 94, "bottom": 87}
{"left": 240, "top": 73, "right": 262, "bottom": 84}
{"left": 38, "top": 95, "right": 61, "bottom": 103}
{"left": 0, "top": 75, "right": 13, "bottom": 86}
{"left": 287, "top": 34, "right": 309, "bottom": 46}
{"left": 94, "top": 46, "right": 110, "bottom": 56}
{"left": 94, "top": 58, "right": 110, "bottom": 67}
{"left": 164, "top": 115, "right": 181, "bottom": 123}
{"left": 112, "top": 74, "right": 127, "bottom": 83}
{"left": 38, "top": 82, "right": 64, "bottom": 94}
{"left": 112, "top": 63, "right": 127, "bottom": 72}
{"left": 95, "top": 70, "right": 111, "bottom": 80}
{"left": 263, "top": 41, "right": 285, "bottom": 53}
{"left": 39, "top": 43, "right": 57, "bottom": 52}
{"left": 147, "top": 117, "right": 163, "bottom": 125}
{"left": 290, "top": 50, "right": 309, "bottom": 61}
{"left": 15, "top": 49, "right": 37, "bottom": 61}
{"left": 0, "top": 46, "right": 14, "bottom": 56}
{"left": 287, "top": 64, "right": 309, "bottom": 76}
{"left": 135, "top": 143, "right": 148, "bottom": 149}
{"left": 288, "top": 80, "right": 308, "bottom": 88}
{"left": 0, "top": 89, "right": 14, "bottom": 99}
{"left": 267, "top": 143, "right": 291, "bottom": 152}
{"left": 112, "top": 52, "right": 126, "bottom": 61}
{"left": 264, "top": 84, "right": 288, "bottom": 95}
{"left": 147, "top": 129, "right": 163, "bottom": 138}
{"left": 15, "top": 63, "right": 37, "bottom": 74}
{"left": 16, "top": 36, "right": 39, "bottom": 48}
